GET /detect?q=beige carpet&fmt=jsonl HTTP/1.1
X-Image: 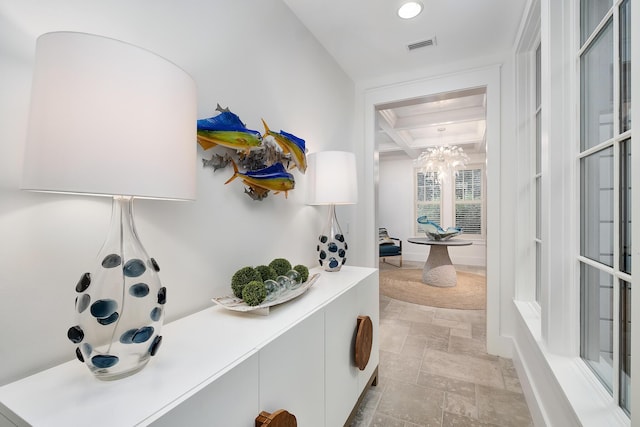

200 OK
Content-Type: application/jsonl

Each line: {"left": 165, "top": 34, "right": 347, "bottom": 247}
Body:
{"left": 380, "top": 269, "right": 486, "bottom": 310}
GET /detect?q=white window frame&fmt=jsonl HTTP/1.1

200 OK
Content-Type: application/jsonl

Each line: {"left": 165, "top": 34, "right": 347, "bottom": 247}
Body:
{"left": 514, "top": 1, "right": 542, "bottom": 305}
{"left": 577, "top": 0, "right": 632, "bottom": 413}
{"left": 512, "top": 0, "right": 636, "bottom": 425}
{"left": 534, "top": 42, "right": 543, "bottom": 304}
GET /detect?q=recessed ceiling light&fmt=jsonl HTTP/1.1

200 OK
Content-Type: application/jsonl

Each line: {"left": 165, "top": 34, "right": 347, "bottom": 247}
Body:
{"left": 398, "top": 1, "right": 423, "bottom": 19}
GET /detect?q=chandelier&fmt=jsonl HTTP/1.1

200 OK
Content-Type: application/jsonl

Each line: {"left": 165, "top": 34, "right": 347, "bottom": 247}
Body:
{"left": 413, "top": 144, "right": 469, "bottom": 183}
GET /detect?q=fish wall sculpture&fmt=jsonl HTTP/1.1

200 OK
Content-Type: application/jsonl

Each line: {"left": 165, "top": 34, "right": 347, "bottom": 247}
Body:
{"left": 225, "top": 161, "right": 295, "bottom": 198}
{"left": 197, "top": 104, "right": 307, "bottom": 201}
{"left": 196, "top": 109, "right": 262, "bottom": 155}
{"left": 261, "top": 119, "right": 307, "bottom": 173}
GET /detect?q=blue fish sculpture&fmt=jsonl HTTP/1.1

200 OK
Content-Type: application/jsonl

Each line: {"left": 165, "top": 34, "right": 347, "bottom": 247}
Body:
{"left": 197, "top": 111, "right": 262, "bottom": 154}
{"left": 225, "top": 160, "right": 295, "bottom": 198}
{"left": 417, "top": 216, "right": 462, "bottom": 240}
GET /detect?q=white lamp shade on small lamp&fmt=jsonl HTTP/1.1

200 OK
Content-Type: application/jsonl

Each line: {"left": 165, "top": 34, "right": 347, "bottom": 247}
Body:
{"left": 21, "top": 32, "right": 197, "bottom": 381}
{"left": 307, "top": 151, "right": 358, "bottom": 272}
{"left": 22, "top": 31, "right": 197, "bottom": 200}
{"left": 307, "top": 151, "right": 358, "bottom": 205}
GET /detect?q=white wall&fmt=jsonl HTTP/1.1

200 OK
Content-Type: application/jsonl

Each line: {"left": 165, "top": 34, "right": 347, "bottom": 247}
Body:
{"left": 378, "top": 155, "right": 487, "bottom": 266}
{"left": 0, "top": 0, "right": 358, "bottom": 386}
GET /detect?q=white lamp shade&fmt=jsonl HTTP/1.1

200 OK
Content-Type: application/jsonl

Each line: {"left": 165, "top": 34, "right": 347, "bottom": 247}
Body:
{"left": 21, "top": 32, "right": 197, "bottom": 200}
{"left": 307, "top": 151, "right": 358, "bottom": 205}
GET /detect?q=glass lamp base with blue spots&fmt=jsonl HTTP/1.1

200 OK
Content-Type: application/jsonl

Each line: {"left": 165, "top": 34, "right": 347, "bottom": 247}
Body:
{"left": 67, "top": 196, "right": 165, "bottom": 381}
{"left": 316, "top": 204, "right": 348, "bottom": 272}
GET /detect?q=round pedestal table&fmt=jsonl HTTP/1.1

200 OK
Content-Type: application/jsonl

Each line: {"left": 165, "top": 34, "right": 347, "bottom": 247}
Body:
{"left": 407, "top": 238, "right": 473, "bottom": 287}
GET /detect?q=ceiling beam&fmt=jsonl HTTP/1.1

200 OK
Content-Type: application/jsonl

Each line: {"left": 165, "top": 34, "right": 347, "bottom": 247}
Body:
{"left": 391, "top": 106, "right": 486, "bottom": 130}
{"left": 410, "top": 136, "right": 485, "bottom": 149}
{"left": 377, "top": 110, "right": 420, "bottom": 159}
{"left": 377, "top": 87, "right": 486, "bottom": 110}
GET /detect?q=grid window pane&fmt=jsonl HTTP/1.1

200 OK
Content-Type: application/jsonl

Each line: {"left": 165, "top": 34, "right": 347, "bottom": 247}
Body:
{"left": 535, "top": 44, "right": 541, "bottom": 108}
{"left": 535, "top": 242, "right": 542, "bottom": 302}
{"left": 620, "top": 280, "right": 631, "bottom": 414}
{"left": 455, "top": 169, "right": 481, "bottom": 201}
{"left": 535, "top": 41, "right": 542, "bottom": 305}
{"left": 417, "top": 172, "right": 441, "bottom": 202}
{"left": 580, "top": 262, "right": 614, "bottom": 393}
{"left": 579, "top": 0, "right": 631, "bottom": 412}
{"left": 580, "top": 147, "right": 614, "bottom": 267}
{"left": 536, "top": 177, "right": 541, "bottom": 240}
{"left": 536, "top": 111, "right": 542, "bottom": 174}
{"left": 620, "top": 0, "right": 631, "bottom": 132}
{"left": 580, "top": 0, "right": 612, "bottom": 45}
{"left": 620, "top": 139, "right": 632, "bottom": 274}
{"left": 580, "top": 21, "right": 613, "bottom": 151}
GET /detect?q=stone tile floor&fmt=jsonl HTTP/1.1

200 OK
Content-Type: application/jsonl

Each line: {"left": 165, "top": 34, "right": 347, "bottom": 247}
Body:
{"left": 350, "top": 261, "right": 533, "bottom": 427}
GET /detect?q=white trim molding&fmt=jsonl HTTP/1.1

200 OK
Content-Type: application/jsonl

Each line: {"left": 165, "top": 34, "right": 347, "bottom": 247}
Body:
{"left": 362, "top": 65, "right": 510, "bottom": 356}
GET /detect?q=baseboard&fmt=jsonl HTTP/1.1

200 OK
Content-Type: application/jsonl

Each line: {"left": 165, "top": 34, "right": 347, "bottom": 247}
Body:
{"left": 452, "top": 255, "right": 485, "bottom": 266}
{"left": 511, "top": 328, "right": 566, "bottom": 426}
{"left": 512, "top": 303, "right": 580, "bottom": 426}
{"left": 486, "top": 334, "right": 513, "bottom": 358}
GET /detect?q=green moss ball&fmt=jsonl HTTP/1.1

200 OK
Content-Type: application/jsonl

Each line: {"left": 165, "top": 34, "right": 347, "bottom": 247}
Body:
{"left": 293, "top": 264, "right": 309, "bottom": 283}
{"left": 255, "top": 265, "right": 278, "bottom": 282}
{"left": 269, "top": 258, "right": 292, "bottom": 276}
{"left": 231, "top": 266, "right": 262, "bottom": 298}
{"left": 242, "top": 280, "right": 267, "bottom": 306}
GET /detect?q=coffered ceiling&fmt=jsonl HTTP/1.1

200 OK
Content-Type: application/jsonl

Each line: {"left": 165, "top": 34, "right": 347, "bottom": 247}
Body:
{"left": 376, "top": 87, "right": 486, "bottom": 160}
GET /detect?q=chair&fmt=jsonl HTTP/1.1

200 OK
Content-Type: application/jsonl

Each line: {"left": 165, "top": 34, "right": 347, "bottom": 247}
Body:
{"left": 379, "top": 227, "right": 402, "bottom": 267}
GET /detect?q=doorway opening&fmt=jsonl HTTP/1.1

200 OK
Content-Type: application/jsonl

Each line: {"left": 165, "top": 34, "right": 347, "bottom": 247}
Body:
{"left": 376, "top": 86, "right": 487, "bottom": 280}
{"left": 362, "top": 65, "right": 508, "bottom": 355}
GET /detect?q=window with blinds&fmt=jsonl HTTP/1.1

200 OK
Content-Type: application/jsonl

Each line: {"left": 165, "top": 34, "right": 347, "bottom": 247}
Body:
{"left": 415, "top": 171, "right": 441, "bottom": 234}
{"left": 455, "top": 168, "right": 483, "bottom": 235}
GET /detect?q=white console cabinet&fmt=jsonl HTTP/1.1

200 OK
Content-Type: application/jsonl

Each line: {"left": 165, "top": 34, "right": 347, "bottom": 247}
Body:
{"left": 0, "top": 266, "right": 378, "bottom": 427}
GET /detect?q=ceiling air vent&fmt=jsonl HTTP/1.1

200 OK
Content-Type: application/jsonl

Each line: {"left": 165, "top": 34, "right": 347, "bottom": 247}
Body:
{"left": 407, "top": 37, "right": 436, "bottom": 51}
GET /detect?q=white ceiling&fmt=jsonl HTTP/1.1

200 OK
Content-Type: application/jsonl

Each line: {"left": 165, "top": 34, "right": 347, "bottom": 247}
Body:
{"left": 283, "top": 0, "right": 528, "bottom": 160}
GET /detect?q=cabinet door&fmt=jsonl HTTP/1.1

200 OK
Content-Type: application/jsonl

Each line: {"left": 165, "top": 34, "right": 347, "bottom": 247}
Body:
{"left": 151, "top": 352, "right": 259, "bottom": 427}
{"left": 259, "top": 310, "right": 324, "bottom": 427}
{"left": 325, "top": 285, "right": 360, "bottom": 426}
{"left": 357, "top": 270, "right": 379, "bottom": 391}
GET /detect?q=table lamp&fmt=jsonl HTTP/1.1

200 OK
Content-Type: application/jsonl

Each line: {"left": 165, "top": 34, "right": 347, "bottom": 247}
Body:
{"left": 21, "top": 32, "right": 197, "bottom": 380}
{"left": 307, "top": 151, "right": 358, "bottom": 272}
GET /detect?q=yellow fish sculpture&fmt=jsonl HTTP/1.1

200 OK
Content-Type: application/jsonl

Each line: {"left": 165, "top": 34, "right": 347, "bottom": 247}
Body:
{"left": 261, "top": 119, "right": 307, "bottom": 173}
